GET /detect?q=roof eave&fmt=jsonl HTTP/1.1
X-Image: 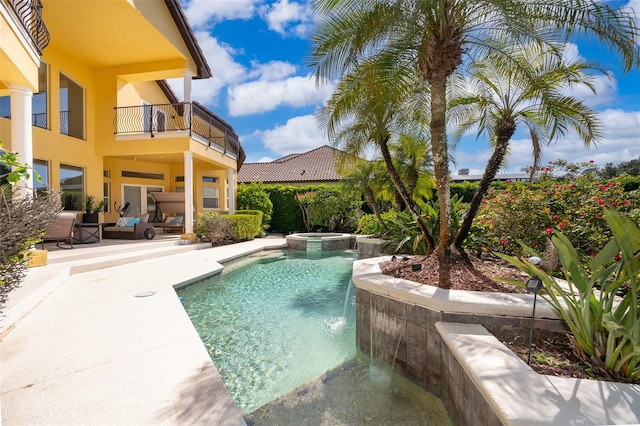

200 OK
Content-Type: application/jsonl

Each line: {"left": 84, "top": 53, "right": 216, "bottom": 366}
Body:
{"left": 164, "top": 0, "right": 211, "bottom": 79}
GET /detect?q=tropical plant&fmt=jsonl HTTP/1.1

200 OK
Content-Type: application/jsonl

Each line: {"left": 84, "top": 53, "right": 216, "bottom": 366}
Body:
{"left": 340, "top": 160, "right": 393, "bottom": 233}
{"left": 389, "top": 134, "right": 436, "bottom": 207}
{"left": 315, "top": 57, "right": 436, "bottom": 251}
{"left": 450, "top": 43, "right": 604, "bottom": 251}
{"left": 385, "top": 195, "right": 465, "bottom": 255}
{"left": 83, "top": 195, "right": 107, "bottom": 214}
{"left": 357, "top": 211, "right": 401, "bottom": 235}
{"left": 310, "top": 0, "right": 640, "bottom": 287}
{"left": 498, "top": 210, "right": 640, "bottom": 382}
{"left": 0, "top": 142, "right": 31, "bottom": 185}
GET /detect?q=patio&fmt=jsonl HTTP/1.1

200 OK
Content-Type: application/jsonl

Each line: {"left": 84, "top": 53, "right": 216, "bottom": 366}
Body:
{"left": 0, "top": 235, "right": 286, "bottom": 425}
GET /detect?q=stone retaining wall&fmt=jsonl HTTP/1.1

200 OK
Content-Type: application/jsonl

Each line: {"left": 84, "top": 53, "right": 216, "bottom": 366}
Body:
{"left": 355, "top": 288, "right": 566, "bottom": 397}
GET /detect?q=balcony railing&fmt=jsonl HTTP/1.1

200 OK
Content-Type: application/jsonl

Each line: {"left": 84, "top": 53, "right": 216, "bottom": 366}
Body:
{"left": 1, "top": 112, "right": 51, "bottom": 130}
{"left": 5, "top": 0, "right": 50, "bottom": 54}
{"left": 113, "top": 102, "right": 241, "bottom": 156}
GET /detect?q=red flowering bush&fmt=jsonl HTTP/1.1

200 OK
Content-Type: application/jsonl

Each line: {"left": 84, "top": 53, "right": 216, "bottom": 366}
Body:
{"left": 474, "top": 160, "right": 640, "bottom": 261}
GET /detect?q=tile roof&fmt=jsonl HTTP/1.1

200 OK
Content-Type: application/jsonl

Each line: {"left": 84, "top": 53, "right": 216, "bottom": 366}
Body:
{"left": 238, "top": 145, "right": 346, "bottom": 184}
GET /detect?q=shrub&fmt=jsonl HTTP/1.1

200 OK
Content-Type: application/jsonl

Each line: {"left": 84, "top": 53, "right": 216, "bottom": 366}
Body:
{"left": 196, "top": 212, "right": 233, "bottom": 246}
{"left": 476, "top": 160, "right": 640, "bottom": 261}
{"left": 237, "top": 182, "right": 273, "bottom": 231}
{"left": 233, "top": 210, "right": 263, "bottom": 238}
{"left": 300, "top": 186, "right": 362, "bottom": 232}
{"left": 498, "top": 210, "right": 640, "bottom": 382}
{"left": 228, "top": 213, "right": 261, "bottom": 240}
{"left": 263, "top": 185, "right": 305, "bottom": 233}
{"left": 1, "top": 142, "right": 61, "bottom": 297}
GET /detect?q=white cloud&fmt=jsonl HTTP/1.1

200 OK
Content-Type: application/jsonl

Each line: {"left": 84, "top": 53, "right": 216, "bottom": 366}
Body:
{"left": 248, "top": 60, "right": 298, "bottom": 81}
{"left": 260, "top": 0, "right": 314, "bottom": 37}
{"left": 261, "top": 114, "right": 327, "bottom": 154}
{"left": 168, "top": 32, "right": 246, "bottom": 106}
{"left": 227, "top": 74, "right": 333, "bottom": 116}
{"left": 183, "top": 0, "right": 259, "bottom": 29}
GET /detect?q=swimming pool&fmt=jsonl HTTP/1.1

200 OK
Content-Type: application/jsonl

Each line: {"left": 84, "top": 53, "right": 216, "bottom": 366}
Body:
{"left": 178, "top": 249, "right": 451, "bottom": 424}
{"left": 178, "top": 250, "right": 357, "bottom": 412}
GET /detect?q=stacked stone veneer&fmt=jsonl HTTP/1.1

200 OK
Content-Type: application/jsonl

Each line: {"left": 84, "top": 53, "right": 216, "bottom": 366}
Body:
{"left": 355, "top": 288, "right": 566, "bottom": 397}
{"left": 352, "top": 256, "right": 568, "bottom": 424}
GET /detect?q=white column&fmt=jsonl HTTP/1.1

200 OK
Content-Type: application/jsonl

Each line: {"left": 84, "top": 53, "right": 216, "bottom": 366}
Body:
{"left": 183, "top": 71, "right": 192, "bottom": 103}
{"left": 183, "top": 151, "right": 194, "bottom": 234}
{"left": 227, "top": 169, "right": 235, "bottom": 214}
{"left": 183, "top": 71, "right": 192, "bottom": 132}
{"left": 9, "top": 84, "right": 34, "bottom": 199}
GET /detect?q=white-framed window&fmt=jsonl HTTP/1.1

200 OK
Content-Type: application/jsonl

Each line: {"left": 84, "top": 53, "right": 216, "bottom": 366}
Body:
{"left": 202, "top": 187, "right": 219, "bottom": 209}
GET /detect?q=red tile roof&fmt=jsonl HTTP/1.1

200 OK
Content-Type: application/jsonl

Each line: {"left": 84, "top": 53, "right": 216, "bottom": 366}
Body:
{"left": 238, "top": 145, "right": 347, "bottom": 184}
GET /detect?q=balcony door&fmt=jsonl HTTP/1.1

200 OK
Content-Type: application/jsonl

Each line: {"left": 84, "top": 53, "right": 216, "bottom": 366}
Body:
{"left": 142, "top": 100, "right": 166, "bottom": 133}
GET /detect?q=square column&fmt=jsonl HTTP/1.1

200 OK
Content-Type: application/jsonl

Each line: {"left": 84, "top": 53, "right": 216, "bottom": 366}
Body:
{"left": 183, "top": 151, "right": 194, "bottom": 235}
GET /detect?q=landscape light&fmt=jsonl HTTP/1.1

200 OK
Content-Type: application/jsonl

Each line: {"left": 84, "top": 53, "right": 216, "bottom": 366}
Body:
{"left": 526, "top": 275, "right": 543, "bottom": 365}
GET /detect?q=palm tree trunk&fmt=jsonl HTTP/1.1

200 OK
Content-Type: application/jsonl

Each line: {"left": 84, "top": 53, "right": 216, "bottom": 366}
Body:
{"left": 430, "top": 74, "right": 452, "bottom": 288}
{"left": 379, "top": 134, "right": 436, "bottom": 252}
{"left": 364, "top": 188, "right": 389, "bottom": 233}
{"left": 454, "top": 133, "right": 511, "bottom": 251}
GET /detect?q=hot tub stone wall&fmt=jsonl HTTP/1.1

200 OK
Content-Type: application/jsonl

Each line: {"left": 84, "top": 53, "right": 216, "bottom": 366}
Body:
{"left": 355, "top": 288, "right": 567, "bottom": 397}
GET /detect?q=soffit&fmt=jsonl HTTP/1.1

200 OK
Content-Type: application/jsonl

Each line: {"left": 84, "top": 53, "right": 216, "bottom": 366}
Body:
{"left": 42, "top": 1, "right": 186, "bottom": 69}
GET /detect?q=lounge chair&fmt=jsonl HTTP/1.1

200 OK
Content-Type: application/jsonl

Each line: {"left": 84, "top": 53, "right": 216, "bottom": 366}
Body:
{"left": 40, "top": 212, "right": 76, "bottom": 249}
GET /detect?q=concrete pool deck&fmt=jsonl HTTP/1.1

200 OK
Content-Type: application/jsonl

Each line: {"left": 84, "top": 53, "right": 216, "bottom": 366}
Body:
{"left": 1, "top": 236, "right": 287, "bottom": 425}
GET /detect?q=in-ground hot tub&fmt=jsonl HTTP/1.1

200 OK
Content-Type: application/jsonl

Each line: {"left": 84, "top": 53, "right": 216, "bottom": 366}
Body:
{"left": 286, "top": 233, "right": 353, "bottom": 251}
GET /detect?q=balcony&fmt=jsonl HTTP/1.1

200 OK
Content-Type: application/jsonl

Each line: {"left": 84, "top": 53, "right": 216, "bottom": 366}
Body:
{"left": 113, "top": 102, "right": 243, "bottom": 159}
{"left": 5, "top": 0, "right": 50, "bottom": 54}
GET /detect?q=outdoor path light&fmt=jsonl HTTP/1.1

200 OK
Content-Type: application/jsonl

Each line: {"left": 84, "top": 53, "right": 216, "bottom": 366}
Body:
{"left": 526, "top": 257, "right": 544, "bottom": 365}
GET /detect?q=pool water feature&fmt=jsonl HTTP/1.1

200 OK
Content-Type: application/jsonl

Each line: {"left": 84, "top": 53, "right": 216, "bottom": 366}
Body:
{"left": 178, "top": 250, "right": 357, "bottom": 412}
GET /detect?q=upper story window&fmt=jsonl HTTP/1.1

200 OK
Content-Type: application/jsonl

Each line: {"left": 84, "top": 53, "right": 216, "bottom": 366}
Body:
{"left": 59, "top": 73, "right": 85, "bottom": 139}
{"left": 0, "top": 62, "right": 48, "bottom": 128}
{"left": 33, "top": 62, "right": 48, "bottom": 129}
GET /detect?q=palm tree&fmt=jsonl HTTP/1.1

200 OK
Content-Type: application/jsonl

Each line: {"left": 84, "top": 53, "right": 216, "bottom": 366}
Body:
{"left": 339, "top": 159, "right": 392, "bottom": 232}
{"left": 310, "top": 0, "right": 639, "bottom": 288}
{"left": 390, "top": 133, "right": 435, "bottom": 206}
{"left": 450, "top": 43, "right": 605, "bottom": 251}
{"left": 316, "top": 60, "right": 437, "bottom": 251}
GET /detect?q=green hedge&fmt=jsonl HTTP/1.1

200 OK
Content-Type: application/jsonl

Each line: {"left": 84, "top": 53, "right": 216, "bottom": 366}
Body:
{"left": 263, "top": 185, "right": 308, "bottom": 233}
{"left": 262, "top": 184, "right": 363, "bottom": 234}
{"left": 228, "top": 213, "right": 262, "bottom": 240}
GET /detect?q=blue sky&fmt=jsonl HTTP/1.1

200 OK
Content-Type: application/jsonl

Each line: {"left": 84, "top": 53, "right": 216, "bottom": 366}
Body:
{"left": 172, "top": 0, "right": 640, "bottom": 174}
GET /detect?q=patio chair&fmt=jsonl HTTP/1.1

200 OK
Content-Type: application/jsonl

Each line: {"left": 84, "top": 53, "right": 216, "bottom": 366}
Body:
{"left": 40, "top": 212, "right": 76, "bottom": 249}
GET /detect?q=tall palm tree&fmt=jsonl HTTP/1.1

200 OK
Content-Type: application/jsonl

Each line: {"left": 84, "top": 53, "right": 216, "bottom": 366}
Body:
{"left": 450, "top": 43, "right": 605, "bottom": 251}
{"left": 316, "top": 60, "right": 437, "bottom": 251}
{"left": 310, "top": 0, "right": 639, "bottom": 288}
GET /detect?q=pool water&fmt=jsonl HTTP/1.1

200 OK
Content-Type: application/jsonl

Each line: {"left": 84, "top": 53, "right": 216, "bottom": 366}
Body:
{"left": 178, "top": 250, "right": 357, "bottom": 412}
{"left": 179, "top": 249, "right": 451, "bottom": 425}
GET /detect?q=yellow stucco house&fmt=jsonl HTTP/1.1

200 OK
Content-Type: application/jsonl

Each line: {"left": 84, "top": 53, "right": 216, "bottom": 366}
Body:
{"left": 0, "top": 0, "right": 244, "bottom": 237}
